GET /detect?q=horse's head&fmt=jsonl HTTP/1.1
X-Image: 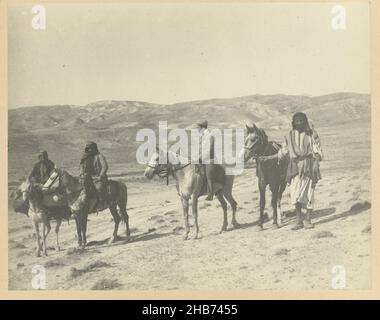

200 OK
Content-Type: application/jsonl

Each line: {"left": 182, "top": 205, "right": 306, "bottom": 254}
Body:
{"left": 242, "top": 123, "right": 268, "bottom": 162}
{"left": 144, "top": 149, "right": 168, "bottom": 180}
{"left": 20, "top": 179, "right": 43, "bottom": 202}
{"left": 56, "top": 168, "right": 82, "bottom": 194}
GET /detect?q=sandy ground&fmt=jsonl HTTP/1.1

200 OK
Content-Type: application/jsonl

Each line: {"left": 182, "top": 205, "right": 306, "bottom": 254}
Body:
{"left": 8, "top": 164, "right": 371, "bottom": 290}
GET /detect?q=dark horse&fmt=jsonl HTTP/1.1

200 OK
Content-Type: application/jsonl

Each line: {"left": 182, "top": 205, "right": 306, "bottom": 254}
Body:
{"left": 242, "top": 124, "right": 289, "bottom": 229}
{"left": 56, "top": 169, "right": 130, "bottom": 247}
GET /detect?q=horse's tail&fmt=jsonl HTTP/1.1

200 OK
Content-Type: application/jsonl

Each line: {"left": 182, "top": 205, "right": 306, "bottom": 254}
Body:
{"left": 113, "top": 180, "right": 128, "bottom": 223}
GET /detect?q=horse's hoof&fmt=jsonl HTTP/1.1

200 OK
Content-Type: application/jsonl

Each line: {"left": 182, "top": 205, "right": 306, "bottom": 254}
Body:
{"left": 232, "top": 221, "right": 241, "bottom": 228}
{"left": 272, "top": 223, "right": 280, "bottom": 229}
{"left": 108, "top": 237, "right": 117, "bottom": 244}
{"left": 55, "top": 247, "right": 61, "bottom": 252}
{"left": 291, "top": 224, "right": 304, "bottom": 231}
{"left": 257, "top": 225, "right": 264, "bottom": 231}
{"left": 35, "top": 251, "right": 41, "bottom": 258}
{"left": 183, "top": 234, "right": 189, "bottom": 240}
{"left": 219, "top": 227, "right": 227, "bottom": 233}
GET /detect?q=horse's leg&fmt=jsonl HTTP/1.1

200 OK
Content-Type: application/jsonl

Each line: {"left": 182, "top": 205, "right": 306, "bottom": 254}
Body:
{"left": 224, "top": 190, "right": 239, "bottom": 227}
{"left": 192, "top": 196, "right": 199, "bottom": 239}
{"left": 55, "top": 219, "right": 62, "bottom": 251}
{"left": 74, "top": 214, "right": 82, "bottom": 248}
{"left": 277, "top": 181, "right": 286, "bottom": 223}
{"left": 81, "top": 209, "right": 89, "bottom": 247}
{"left": 181, "top": 197, "right": 190, "bottom": 240}
{"left": 258, "top": 181, "right": 266, "bottom": 230}
{"left": 216, "top": 191, "right": 228, "bottom": 233}
{"left": 34, "top": 221, "right": 41, "bottom": 257}
{"left": 118, "top": 198, "right": 130, "bottom": 241}
{"left": 42, "top": 220, "right": 51, "bottom": 256}
{"left": 109, "top": 204, "right": 121, "bottom": 244}
{"left": 270, "top": 183, "right": 279, "bottom": 228}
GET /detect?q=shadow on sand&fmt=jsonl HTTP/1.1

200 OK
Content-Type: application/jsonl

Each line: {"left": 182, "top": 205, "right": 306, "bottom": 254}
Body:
{"left": 86, "top": 230, "right": 173, "bottom": 249}
{"left": 279, "top": 201, "right": 370, "bottom": 227}
{"left": 314, "top": 201, "right": 370, "bottom": 226}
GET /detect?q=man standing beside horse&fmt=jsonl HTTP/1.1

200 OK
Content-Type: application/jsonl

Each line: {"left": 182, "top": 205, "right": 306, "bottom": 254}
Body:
{"left": 278, "top": 112, "right": 323, "bottom": 230}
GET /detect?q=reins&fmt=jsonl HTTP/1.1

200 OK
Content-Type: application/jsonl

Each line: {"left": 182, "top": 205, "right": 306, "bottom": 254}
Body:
{"left": 246, "top": 139, "right": 281, "bottom": 162}
{"left": 147, "top": 158, "right": 191, "bottom": 186}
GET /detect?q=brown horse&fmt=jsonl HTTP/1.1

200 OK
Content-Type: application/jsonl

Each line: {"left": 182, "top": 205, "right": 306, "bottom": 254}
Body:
{"left": 55, "top": 169, "right": 129, "bottom": 248}
{"left": 144, "top": 150, "right": 239, "bottom": 240}
{"left": 242, "top": 124, "right": 288, "bottom": 229}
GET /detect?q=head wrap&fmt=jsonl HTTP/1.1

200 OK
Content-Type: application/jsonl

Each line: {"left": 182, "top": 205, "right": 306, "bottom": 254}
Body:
{"left": 38, "top": 150, "right": 48, "bottom": 161}
{"left": 197, "top": 120, "right": 208, "bottom": 129}
{"left": 292, "top": 112, "right": 311, "bottom": 134}
{"left": 84, "top": 141, "right": 99, "bottom": 155}
{"left": 80, "top": 141, "right": 99, "bottom": 165}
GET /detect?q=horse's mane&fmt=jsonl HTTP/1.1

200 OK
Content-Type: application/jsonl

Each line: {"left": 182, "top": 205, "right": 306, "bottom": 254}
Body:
{"left": 167, "top": 151, "right": 190, "bottom": 166}
{"left": 256, "top": 128, "right": 268, "bottom": 145}
{"left": 58, "top": 169, "right": 83, "bottom": 192}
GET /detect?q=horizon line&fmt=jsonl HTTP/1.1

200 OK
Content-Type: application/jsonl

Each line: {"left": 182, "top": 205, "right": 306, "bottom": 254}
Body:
{"left": 9, "top": 91, "right": 371, "bottom": 110}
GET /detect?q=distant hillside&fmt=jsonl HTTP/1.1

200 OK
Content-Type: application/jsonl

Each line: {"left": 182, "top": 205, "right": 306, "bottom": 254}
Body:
{"left": 8, "top": 92, "right": 370, "bottom": 179}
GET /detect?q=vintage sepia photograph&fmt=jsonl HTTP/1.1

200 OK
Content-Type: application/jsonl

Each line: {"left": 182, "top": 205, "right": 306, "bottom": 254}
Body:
{"left": 6, "top": 1, "right": 372, "bottom": 292}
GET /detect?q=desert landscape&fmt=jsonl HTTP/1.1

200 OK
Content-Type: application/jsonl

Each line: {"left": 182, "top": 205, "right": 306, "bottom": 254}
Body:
{"left": 8, "top": 92, "right": 371, "bottom": 290}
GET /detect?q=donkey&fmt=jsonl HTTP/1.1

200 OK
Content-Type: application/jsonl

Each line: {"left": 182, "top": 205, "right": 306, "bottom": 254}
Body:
{"left": 56, "top": 169, "right": 129, "bottom": 248}
{"left": 144, "top": 150, "right": 239, "bottom": 240}
{"left": 242, "top": 124, "right": 289, "bottom": 229}
{"left": 20, "top": 179, "right": 70, "bottom": 256}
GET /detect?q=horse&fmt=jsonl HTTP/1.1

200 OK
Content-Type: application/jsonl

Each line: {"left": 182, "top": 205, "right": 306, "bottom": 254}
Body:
{"left": 241, "top": 123, "right": 289, "bottom": 229}
{"left": 55, "top": 169, "right": 129, "bottom": 248}
{"left": 144, "top": 150, "right": 239, "bottom": 240}
{"left": 19, "top": 179, "right": 71, "bottom": 256}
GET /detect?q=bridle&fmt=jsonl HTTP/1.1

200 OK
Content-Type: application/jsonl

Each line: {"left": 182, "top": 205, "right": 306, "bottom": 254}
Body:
{"left": 147, "top": 153, "right": 191, "bottom": 185}
{"left": 244, "top": 134, "right": 265, "bottom": 161}
{"left": 244, "top": 130, "right": 279, "bottom": 162}
{"left": 21, "top": 181, "right": 45, "bottom": 214}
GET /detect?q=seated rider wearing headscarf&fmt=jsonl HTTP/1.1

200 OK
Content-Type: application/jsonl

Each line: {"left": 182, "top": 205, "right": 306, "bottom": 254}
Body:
{"left": 29, "top": 150, "right": 55, "bottom": 184}
{"left": 80, "top": 142, "right": 109, "bottom": 204}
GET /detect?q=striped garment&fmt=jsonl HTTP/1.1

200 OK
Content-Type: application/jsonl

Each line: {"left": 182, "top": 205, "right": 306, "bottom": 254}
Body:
{"left": 278, "top": 129, "right": 323, "bottom": 209}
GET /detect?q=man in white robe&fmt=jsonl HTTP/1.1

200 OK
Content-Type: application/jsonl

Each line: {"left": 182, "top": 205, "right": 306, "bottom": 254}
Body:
{"left": 278, "top": 112, "right": 323, "bottom": 230}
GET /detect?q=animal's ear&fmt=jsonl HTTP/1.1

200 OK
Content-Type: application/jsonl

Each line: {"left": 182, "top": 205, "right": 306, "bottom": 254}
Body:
{"left": 251, "top": 123, "right": 258, "bottom": 131}
{"left": 246, "top": 124, "right": 252, "bottom": 133}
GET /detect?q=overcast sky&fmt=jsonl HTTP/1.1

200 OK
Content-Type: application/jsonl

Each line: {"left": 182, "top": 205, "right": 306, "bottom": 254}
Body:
{"left": 8, "top": 2, "right": 370, "bottom": 109}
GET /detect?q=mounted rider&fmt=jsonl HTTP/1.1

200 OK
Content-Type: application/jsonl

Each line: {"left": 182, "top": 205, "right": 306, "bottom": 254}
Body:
{"left": 278, "top": 112, "right": 323, "bottom": 230}
{"left": 80, "top": 141, "right": 109, "bottom": 205}
{"left": 29, "top": 150, "right": 55, "bottom": 185}
{"left": 197, "top": 120, "right": 215, "bottom": 201}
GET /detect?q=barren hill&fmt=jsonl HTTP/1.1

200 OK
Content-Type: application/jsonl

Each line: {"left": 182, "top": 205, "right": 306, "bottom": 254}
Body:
{"left": 8, "top": 92, "right": 370, "bottom": 181}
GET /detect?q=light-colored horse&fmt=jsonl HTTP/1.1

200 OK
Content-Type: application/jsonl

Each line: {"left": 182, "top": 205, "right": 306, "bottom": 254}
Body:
{"left": 144, "top": 151, "right": 239, "bottom": 240}
{"left": 20, "top": 179, "right": 67, "bottom": 257}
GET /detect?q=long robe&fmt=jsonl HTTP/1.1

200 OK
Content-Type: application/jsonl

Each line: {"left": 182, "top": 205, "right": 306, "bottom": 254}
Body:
{"left": 278, "top": 129, "right": 323, "bottom": 210}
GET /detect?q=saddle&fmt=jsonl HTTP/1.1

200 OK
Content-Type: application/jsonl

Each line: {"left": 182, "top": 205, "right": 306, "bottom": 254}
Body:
{"left": 196, "top": 164, "right": 226, "bottom": 196}
{"left": 82, "top": 179, "right": 116, "bottom": 213}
